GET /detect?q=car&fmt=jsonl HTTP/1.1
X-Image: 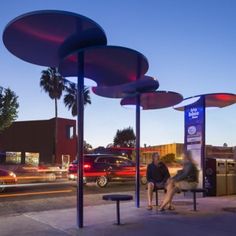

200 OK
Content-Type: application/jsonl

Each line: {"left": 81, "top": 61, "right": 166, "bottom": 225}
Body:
{"left": 14, "top": 166, "right": 58, "bottom": 183}
{"left": 0, "top": 168, "right": 17, "bottom": 192}
{"left": 68, "top": 154, "right": 147, "bottom": 187}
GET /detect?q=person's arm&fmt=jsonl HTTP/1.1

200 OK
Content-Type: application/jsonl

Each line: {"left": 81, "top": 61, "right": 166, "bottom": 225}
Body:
{"left": 146, "top": 164, "right": 153, "bottom": 182}
{"left": 173, "top": 163, "right": 192, "bottom": 181}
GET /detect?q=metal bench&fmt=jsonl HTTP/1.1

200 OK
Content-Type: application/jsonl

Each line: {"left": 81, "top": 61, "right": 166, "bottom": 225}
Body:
{"left": 153, "top": 186, "right": 166, "bottom": 206}
{"left": 153, "top": 187, "right": 206, "bottom": 211}
{"left": 102, "top": 194, "right": 133, "bottom": 225}
{"left": 181, "top": 188, "right": 206, "bottom": 211}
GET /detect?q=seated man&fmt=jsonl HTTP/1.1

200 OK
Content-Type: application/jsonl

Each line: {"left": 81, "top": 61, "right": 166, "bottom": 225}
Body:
{"left": 159, "top": 150, "right": 199, "bottom": 211}
{"left": 147, "top": 152, "right": 170, "bottom": 210}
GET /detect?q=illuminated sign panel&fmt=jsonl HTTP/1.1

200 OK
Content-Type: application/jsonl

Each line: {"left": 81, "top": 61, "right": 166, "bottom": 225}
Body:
{"left": 184, "top": 97, "right": 205, "bottom": 188}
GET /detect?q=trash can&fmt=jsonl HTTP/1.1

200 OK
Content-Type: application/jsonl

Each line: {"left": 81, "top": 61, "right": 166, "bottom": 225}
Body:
{"left": 205, "top": 158, "right": 227, "bottom": 196}
{"left": 216, "top": 159, "right": 227, "bottom": 196}
{"left": 226, "top": 160, "right": 236, "bottom": 195}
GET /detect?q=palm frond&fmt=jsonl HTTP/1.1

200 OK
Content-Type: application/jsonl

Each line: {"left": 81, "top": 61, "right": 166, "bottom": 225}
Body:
{"left": 63, "top": 82, "right": 91, "bottom": 116}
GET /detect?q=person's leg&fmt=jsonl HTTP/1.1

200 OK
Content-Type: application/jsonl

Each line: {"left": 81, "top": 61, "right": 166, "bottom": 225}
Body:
{"left": 179, "top": 181, "right": 198, "bottom": 190}
{"left": 159, "top": 179, "right": 176, "bottom": 210}
{"left": 166, "top": 189, "right": 176, "bottom": 210}
{"left": 147, "top": 182, "right": 154, "bottom": 208}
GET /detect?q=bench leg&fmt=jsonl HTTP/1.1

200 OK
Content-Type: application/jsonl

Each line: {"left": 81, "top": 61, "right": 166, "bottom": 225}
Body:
{"left": 116, "top": 200, "right": 120, "bottom": 225}
{"left": 193, "top": 192, "right": 197, "bottom": 211}
{"left": 156, "top": 191, "right": 158, "bottom": 206}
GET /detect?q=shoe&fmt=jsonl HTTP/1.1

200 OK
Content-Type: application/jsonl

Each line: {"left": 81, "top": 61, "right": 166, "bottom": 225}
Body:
{"left": 147, "top": 205, "right": 153, "bottom": 210}
{"left": 158, "top": 207, "right": 165, "bottom": 212}
{"left": 168, "top": 205, "right": 175, "bottom": 211}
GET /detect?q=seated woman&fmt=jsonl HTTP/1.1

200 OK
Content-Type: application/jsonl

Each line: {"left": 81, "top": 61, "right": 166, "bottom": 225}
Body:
{"left": 146, "top": 152, "right": 170, "bottom": 210}
{"left": 159, "top": 150, "right": 199, "bottom": 211}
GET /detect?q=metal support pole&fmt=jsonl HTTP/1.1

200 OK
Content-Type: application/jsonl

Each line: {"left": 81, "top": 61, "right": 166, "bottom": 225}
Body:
{"left": 202, "top": 96, "right": 206, "bottom": 196}
{"left": 135, "top": 94, "right": 141, "bottom": 208}
{"left": 155, "top": 190, "right": 158, "bottom": 206}
{"left": 193, "top": 191, "right": 197, "bottom": 211}
{"left": 77, "top": 51, "right": 84, "bottom": 228}
{"left": 135, "top": 55, "right": 141, "bottom": 209}
{"left": 116, "top": 200, "right": 120, "bottom": 225}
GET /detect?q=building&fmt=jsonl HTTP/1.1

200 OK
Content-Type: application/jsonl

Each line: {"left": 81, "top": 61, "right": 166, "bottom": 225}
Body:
{"left": 206, "top": 145, "right": 235, "bottom": 159}
{"left": 140, "top": 143, "right": 235, "bottom": 164}
{"left": 140, "top": 143, "right": 184, "bottom": 164}
{"left": 0, "top": 118, "right": 76, "bottom": 166}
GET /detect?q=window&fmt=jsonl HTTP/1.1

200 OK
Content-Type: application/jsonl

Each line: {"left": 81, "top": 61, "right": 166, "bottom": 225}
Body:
{"left": 119, "top": 159, "right": 133, "bottom": 166}
{"left": 66, "top": 125, "right": 75, "bottom": 139}
{"left": 25, "top": 152, "right": 39, "bottom": 166}
{"left": 108, "top": 157, "right": 132, "bottom": 166}
{"left": 108, "top": 157, "right": 119, "bottom": 164}
{"left": 5, "top": 152, "right": 21, "bottom": 164}
{"left": 96, "top": 157, "right": 108, "bottom": 163}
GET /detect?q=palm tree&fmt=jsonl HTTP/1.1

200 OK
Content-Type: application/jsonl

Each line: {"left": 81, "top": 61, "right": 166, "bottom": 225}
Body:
{"left": 64, "top": 82, "right": 91, "bottom": 116}
{"left": 40, "top": 67, "right": 64, "bottom": 117}
{"left": 40, "top": 67, "right": 65, "bottom": 164}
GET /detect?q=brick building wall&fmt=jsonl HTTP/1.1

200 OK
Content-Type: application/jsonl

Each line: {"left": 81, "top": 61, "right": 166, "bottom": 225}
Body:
{"left": 0, "top": 118, "right": 76, "bottom": 165}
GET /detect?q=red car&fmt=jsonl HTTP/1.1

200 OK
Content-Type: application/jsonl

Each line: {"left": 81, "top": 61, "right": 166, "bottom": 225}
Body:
{"left": 68, "top": 154, "right": 147, "bottom": 188}
{"left": 0, "top": 168, "right": 17, "bottom": 192}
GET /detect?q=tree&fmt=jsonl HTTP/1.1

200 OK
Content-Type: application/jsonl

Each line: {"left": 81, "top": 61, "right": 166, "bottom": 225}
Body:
{"left": 40, "top": 67, "right": 65, "bottom": 163}
{"left": 113, "top": 127, "right": 136, "bottom": 148}
{"left": 63, "top": 82, "right": 91, "bottom": 116}
{"left": 40, "top": 67, "right": 65, "bottom": 118}
{"left": 161, "top": 153, "right": 175, "bottom": 164}
{"left": 0, "top": 87, "right": 19, "bottom": 132}
{"left": 84, "top": 141, "right": 93, "bottom": 153}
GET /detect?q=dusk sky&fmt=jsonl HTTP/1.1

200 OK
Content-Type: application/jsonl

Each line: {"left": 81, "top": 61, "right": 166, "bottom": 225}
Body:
{"left": 0, "top": 0, "right": 235, "bottom": 148}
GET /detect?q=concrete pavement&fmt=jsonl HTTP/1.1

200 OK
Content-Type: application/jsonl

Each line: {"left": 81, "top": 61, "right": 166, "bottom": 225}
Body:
{"left": 1, "top": 195, "right": 236, "bottom": 236}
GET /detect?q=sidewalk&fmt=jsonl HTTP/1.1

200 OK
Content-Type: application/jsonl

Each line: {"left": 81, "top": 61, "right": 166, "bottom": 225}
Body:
{"left": 1, "top": 195, "right": 236, "bottom": 236}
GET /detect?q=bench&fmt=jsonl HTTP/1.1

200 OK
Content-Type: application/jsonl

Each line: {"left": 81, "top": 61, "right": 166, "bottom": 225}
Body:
{"left": 102, "top": 194, "right": 133, "bottom": 225}
{"left": 181, "top": 188, "right": 206, "bottom": 211}
{"left": 153, "top": 186, "right": 166, "bottom": 206}
{"left": 153, "top": 187, "right": 206, "bottom": 211}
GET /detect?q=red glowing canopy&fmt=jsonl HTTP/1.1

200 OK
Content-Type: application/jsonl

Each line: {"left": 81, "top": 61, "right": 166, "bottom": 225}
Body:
{"left": 92, "top": 76, "right": 159, "bottom": 98}
{"left": 174, "top": 93, "right": 236, "bottom": 111}
{"left": 121, "top": 91, "right": 183, "bottom": 110}
{"left": 3, "top": 10, "right": 107, "bottom": 67}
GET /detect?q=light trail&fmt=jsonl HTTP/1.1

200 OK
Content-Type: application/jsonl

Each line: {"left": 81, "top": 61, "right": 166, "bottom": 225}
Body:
{"left": 0, "top": 180, "right": 74, "bottom": 188}
{"left": 0, "top": 189, "right": 72, "bottom": 198}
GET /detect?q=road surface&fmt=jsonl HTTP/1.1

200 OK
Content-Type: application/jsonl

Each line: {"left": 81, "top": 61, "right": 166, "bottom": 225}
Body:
{"left": 0, "top": 180, "right": 147, "bottom": 216}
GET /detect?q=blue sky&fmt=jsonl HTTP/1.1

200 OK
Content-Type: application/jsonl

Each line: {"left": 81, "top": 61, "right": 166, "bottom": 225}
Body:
{"left": 0, "top": 0, "right": 235, "bottom": 147}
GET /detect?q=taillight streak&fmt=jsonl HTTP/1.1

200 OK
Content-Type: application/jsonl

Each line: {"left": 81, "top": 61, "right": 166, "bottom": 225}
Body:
{"left": 83, "top": 164, "right": 91, "bottom": 170}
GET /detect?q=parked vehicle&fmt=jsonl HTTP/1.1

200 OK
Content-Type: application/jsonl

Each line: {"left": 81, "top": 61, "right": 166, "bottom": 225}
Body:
{"left": 0, "top": 168, "right": 17, "bottom": 192}
{"left": 68, "top": 154, "right": 147, "bottom": 187}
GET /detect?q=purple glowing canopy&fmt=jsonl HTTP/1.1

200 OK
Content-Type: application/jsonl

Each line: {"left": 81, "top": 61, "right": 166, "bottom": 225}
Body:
{"left": 121, "top": 91, "right": 183, "bottom": 110}
{"left": 3, "top": 10, "right": 107, "bottom": 67}
{"left": 174, "top": 93, "right": 236, "bottom": 111}
{"left": 92, "top": 76, "right": 159, "bottom": 98}
{"left": 58, "top": 45, "right": 149, "bottom": 86}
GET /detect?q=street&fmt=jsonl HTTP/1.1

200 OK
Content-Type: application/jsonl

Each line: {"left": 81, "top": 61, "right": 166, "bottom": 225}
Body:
{"left": 0, "top": 180, "right": 146, "bottom": 216}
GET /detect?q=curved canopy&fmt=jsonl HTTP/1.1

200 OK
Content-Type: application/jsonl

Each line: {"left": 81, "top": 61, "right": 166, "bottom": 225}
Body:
{"left": 92, "top": 76, "right": 159, "bottom": 98}
{"left": 174, "top": 93, "right": 236, "bottom": 111}
{"left": 58, "top": 45, "right": 149, "bottom": 86}
{"left": 121, "top": 91, "right": 183, "bottom": 110}
{"left": 3, "top": 10, "right": 107, "bottom": 67}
